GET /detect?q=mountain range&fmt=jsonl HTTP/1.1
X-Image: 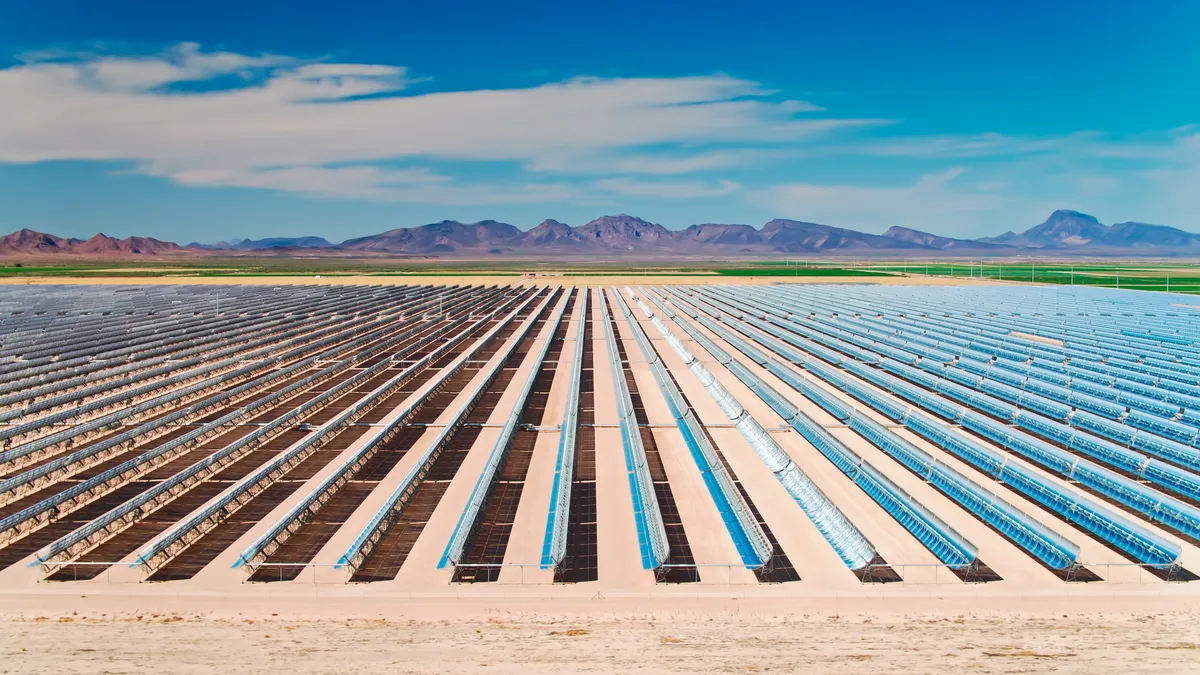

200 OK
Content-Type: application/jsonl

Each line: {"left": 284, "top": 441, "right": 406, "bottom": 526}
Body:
{"left": 3, "top": 210, "right": 1199, "bottom": 258}
{"left": 0, "top": 229, "right": 183, "bottom": 256}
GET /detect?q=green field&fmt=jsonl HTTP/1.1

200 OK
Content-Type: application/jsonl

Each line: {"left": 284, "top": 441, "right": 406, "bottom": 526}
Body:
{"left": 716, "top": 267, "right": 891, "bottom": 277}
{"left": 4, "top": 259, "right": 1200, "bottom": 293}
{"left": 857, "top": 262, "right": 1200, "bottom": 293}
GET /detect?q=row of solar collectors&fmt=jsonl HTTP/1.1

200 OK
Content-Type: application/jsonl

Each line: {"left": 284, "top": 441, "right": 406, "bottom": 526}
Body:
{"left": 762, "top": 286, "right": 1200, "bottom": 463}
{"left": 0, "top": 284, "right": 472, "bottom": 484}
{"left": 0, "top": 285, "right": 439, "bottom": 445}
{"left": 149, "top": 286, "right": 550, "bottom": 582}
{"left": 0, "top": 287, "right": 396, "bottom": 404}
{"left": 798, "top": 285, "right": 1200, "bottom": 372}
{"left": 802, "top": 290, "right": 1200, "bottom": 392}
{"left": 0, "top": 285, "right": 396, "bottom": 364}
{"left": 787, "top": 286, "right": 1200, "bottom": 394}
{"left": 10, "top": 286, "right": 935, "bottom": 586}
{"left": 647, "top": 286, "right": 1073, "bottom": 576}
{"left": 0, "top": 286, "right": 482, "bottom": 534}
{"left": 57, "top": 287, "right": 533, "bottom": 577}
{"left": 752, "top": 286, "right": 1200, "bottom": 450}
{"left": 4, "top": 282, "right": 1196, "bottom": 587}
{"left": 0, "top": 285, "right": 460, "bottom": 495}
{"left": 0, "top": 283, "right": 475, "bottom": 456}
{"left": 664, "top": 284, "right": 1195, "bottom": 576}
{"left": 0, "top": 286, "right": 386, "bottom": 390}
{"left": 0, "top": 285, "right": 413, "bottom": 350}
{"left": 703, "top": 286, "right": 1200, "bottom": 514}
{"left": 0, "top": 285, "right": 525, "bottom": 579}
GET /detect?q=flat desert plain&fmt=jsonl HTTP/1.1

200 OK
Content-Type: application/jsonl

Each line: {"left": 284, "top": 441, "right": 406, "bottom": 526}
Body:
{"left": 1, "top": 601, "right": 1197, "bottom": 674}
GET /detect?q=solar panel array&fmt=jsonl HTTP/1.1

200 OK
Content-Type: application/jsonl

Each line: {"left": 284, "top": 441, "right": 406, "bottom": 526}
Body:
{"left": 0, "top": 282, "right": 1197, "bottom": 588}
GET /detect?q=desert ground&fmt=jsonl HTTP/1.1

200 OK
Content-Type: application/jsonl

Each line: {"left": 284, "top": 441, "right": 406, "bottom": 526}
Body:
{"left": 1, "top": 594, "right": 1198, "bottom": 674}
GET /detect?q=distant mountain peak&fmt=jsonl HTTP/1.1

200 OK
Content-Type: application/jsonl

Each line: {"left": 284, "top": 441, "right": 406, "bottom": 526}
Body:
{"left": 575, "top": 214, "right": 674, "bottom": 248}
{"left": 1047, "top": 209, "right": 1100, "bottom": 221}
{"left": 982, "top": 209, "right": 1200, "bottom": 249}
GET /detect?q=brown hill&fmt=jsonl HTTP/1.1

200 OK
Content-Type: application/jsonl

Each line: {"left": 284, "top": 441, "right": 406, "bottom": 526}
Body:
{"left": 339, "top": 220, "right": 523, "bottom": 253}
{"left": 572, "top": 214, "right": 675, "bottom": 250}
{"left": 518, "top": 219, "right": 589, "bottom": 248}
{"left": 0, "top": 229, "right": 80, "bottom": 255}
{"left": 677, "top": 223, "right": 766, "bottom": 249}
{"left": 72, "top": 233, "right": 183, "bottom": 255}
{"left": 761, "top": 219, "right": 928, "bottom": 252}
{"left": 0, "top": 229, "right": 183, "bottom": 257}
{"left": 882, "top": 226, "right": 1011, "bottom": 250}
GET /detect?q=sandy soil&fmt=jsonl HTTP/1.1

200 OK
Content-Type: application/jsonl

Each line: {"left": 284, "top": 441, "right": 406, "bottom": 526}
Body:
{"left": 1, "top": 604, "right": 1197, "bottom": 674}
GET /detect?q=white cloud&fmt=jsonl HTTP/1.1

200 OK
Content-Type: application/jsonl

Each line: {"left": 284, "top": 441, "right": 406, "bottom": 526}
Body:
{"left": 847, "top": 132, "right": 1076, "bottom": 158}
{"left": 169, "top": 164, "right": 578, "bottom": 204}
{"left": 26, "top": 43, "right": 296, "bottom": 92}
{"left": 4, "top": 43, "right": 1198, "bottom": 228}
{"left": 169, "top": 165, "right": 447, "bottom": 199}
{"left": 594, "top": 177, "right": 740, "bottom": 199}
{"left": 527, "top": 146, "right": 817, "bottom": 175}
{"left": 0, "top": 43, "right": 865, "bottom": 202}
{"left": 759, "top": 168, "right": 1015, "bottom": 233}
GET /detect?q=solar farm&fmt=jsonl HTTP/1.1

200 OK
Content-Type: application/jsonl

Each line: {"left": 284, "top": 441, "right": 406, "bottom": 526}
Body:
{"left": 1, "top": 280, "right": 1200, "bottom": 598}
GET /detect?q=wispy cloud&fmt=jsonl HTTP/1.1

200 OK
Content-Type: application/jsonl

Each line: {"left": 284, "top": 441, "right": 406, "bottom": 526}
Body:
{"left": 843, "top": 132, "right": 1080, "bottom": 158}
{"left": 168, "top": 165, "right": 448, "bottom": 199}
{"left": 2, "top": 42, "right": 1198, "bottom": 230}
{"left": 0, "top": 43, "right": 868, "bottom": 203}
{"left": 170, "top": 165, "right": 579, "bottom": 204}
{"left": 759, "top": 168, "right": 1008, "bottom": 232}
{"left": 527, "top": 146, "right": 822, "bottom": 175}
{"left": 17, "top": 43, "right": 297, "bottom": 92}
{"left": 594, "top": 177, "right": 740, "bottom": 199}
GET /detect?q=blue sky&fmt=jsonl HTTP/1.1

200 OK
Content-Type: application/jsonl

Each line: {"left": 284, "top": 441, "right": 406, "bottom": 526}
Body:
{"left": 1, "top": 0, "right": 1198, "bottom": 243}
